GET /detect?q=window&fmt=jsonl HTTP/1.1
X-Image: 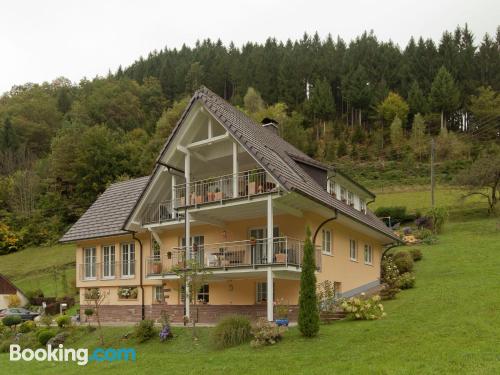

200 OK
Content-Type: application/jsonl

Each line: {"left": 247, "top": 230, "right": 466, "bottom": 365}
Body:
{"left": 340, "top": 187, "right": 347, "bottom": 203}
{"left": 154, "top": 286, "right": 164, "bottom": 303}
{"left": 327, "top": 180, "right": 337, "bottom": 198}
{"left": 256, "top": 282, "right": 267, "bottom": 303}
{"left": 84, "top": 247, "right": 96, "bottom": 279}
{"left": 364, "top": 244, "right": 373, "bottom": 265}
{"left": 349, "top": 239, "right": 357, "bottom": 261}
{"left": 322, "top": 229, "right": 332, "bottom": 254}
{"left": 121, "top": 243, "right": 135, "bottom": 277}
{"left": 197, "top": 284, "right": 209, "bottom": 304}
{"left": 181, "top": 235, "right": 205, "bottom": 264}
{"left": 347, "top": 191, "right": 355, "bottom": 207}
{"left": 102, "top": 245, "right": 115, "bottom": 278}
{"left": 151, "top": 237, "right": 161, "bottom": 260}
{"left": 360, "top": 199, "right": 366, "bottom": 214}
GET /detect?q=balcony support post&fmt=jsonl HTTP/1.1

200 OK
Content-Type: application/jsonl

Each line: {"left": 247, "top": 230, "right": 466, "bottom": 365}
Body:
{"left": 232, "top": 142, "right": 238, "bottom": 198}
{"left": 267, "top": 268, "right": 274, "bottom": 321}
{"left": 267, "top": 195, "right": 273, "bottom": 264}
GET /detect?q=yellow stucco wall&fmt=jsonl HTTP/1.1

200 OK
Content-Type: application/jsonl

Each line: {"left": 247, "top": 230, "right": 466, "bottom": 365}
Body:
{"left": 75, "top": 211, "right": 384, "bottom": 306}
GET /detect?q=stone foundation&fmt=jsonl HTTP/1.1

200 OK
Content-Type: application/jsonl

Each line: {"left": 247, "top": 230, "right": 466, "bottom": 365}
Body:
{"left": 80, "top": 304, "right": 299, "bottom": 324}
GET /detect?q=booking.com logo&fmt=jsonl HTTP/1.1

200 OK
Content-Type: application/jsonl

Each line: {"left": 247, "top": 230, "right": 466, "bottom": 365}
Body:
{"left": 9, "top": 344, "right": 136, "bottom": 366}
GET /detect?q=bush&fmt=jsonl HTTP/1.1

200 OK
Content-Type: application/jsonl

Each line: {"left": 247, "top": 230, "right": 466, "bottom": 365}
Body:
{"left": 134, "top": 319, "right": 156, "bottom": 343}
{"left": 19, "top": 320, "right": 36, "bottom": 333}
{"left": 380, "top": 256, "right": 401, "bottom": 300}
{"left": 0, "top": 339, "right": 13, "bottom": 353}
{"left": 2, "top": 315, "right": 22, "bottom": 329}
{"left": 298, "top": 229, "right": 319, "bottom": 338}
{"left": 393, "top": 252, "right": 414, "bottom": 274}
{"left": 7, "top": 294, "right": 21, "bottom": 307}
{"left": 415, "top": 228, "right": 437, "bottom": 244}
{"left": 25, "top": 289, "right": 44, "bottom": 301}
{"left": 374, "top": 206, "right": 409, "bottom": 224}
{"left": 410, "top": 249, "right": 423, "bottom": 261}
{"left": 47, "top": 332, "right": 69, "bottom": 346}
{"left": 399, "top": 273, "right": 416, "bottom": 289}
{"left": 37, "top": 329, "right": 56, "bottom": 345}
{"left": 0, "top": 322, "right": 6, "bottom": 336}
{"left": 427, "top": 207, "right": 448, "bottom": 234}
{"left": 40, "top": 315, "right": 53, "bottom": 327}
{"left": 84, "top": 308, "right": 94, "bottom": 318}
{"left": 250, "top": 318, "right": 286, "bottom": 348}
{"left": 213, "top": 315, "right": 252, "bottom": 349}
{"left": 55, "top": 315, "right": 72, "bottom": 328}
{"left": 341, "top": 294, "right": 386, "bottom": 320}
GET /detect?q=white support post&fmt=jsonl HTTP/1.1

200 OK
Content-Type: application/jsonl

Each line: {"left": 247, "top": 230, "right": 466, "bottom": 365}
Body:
{"left": 208, "top": 118, "right": 212, "bottom": 139}
{"left": 184, "top": 152, "right": 191, "bottom": 319}
{"left": 171, "top": 174, "right": 176, "bottom": 208}
{"left": 184, "top": 152, "right": 191, "bottom": 204}
{"left": 267, "top": 268, "right": 274, "bottom": 321}
{"left": 266, "top": 194, "right": 274, "bottom": 321}
{"left": 232, "top": 142, "right": 238, "bottom": 198}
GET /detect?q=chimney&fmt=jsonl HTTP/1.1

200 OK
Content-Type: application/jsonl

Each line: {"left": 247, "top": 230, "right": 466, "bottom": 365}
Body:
{"left": 261, "top": 117, "right": 279, "bottom": 136}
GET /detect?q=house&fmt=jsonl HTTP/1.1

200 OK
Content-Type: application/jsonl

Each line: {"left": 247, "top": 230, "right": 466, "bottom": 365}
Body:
{"left": 0, "top": 274, "right": 29, "bottom": 310}
{"left": 60, "top": 87, "right": 398, "bottom": 323}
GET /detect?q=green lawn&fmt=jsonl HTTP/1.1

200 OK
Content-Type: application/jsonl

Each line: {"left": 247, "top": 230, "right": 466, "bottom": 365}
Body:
{"left": 1, "top": 215, "right": 499, "bottom": 374}
{"left": 0, "top": 243, "right": 75, "bottom": 296}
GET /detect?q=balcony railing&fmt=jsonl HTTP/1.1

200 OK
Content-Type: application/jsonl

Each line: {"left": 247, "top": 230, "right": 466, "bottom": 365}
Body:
{"left": 173, "top": 169, "right": 278, "bottom": 208}
{"left": 142, "top": 200, "right": 183, "bottom": 225}
{"left": 145, "top": 237, "right": 321, "bottom": 276}
{"left": 79, "top": 261, "right": 136, "bottom": 281}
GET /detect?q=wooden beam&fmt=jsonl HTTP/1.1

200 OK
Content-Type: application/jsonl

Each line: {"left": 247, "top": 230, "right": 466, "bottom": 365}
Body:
{"left": 186, "top": 132, "right": 229, "bottom": 150}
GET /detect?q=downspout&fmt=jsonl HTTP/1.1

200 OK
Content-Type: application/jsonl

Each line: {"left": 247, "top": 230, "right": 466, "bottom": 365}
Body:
{"left": 130, "top": 231, "right": 145, "bottom": 321}
{"left": 312, "top": 209, "right": 338, "bottom": 244}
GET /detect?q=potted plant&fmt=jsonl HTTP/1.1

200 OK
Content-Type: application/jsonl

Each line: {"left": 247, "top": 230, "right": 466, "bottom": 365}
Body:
{"left": 274, "top": 298, "right": 289, "bottom": 326}
{"left": 248, "top": 170, "right": 258, "bottom": 195}
{"left": 152, "top": 260, "right": 162, "bottom": 274}
{"left": 213, "top": 187, "right": 223, "bottom": 201}
{"left": 250, "top": 236, "right": 257, "bottom": 246}
{"left": 275, "top": 252, "right": 287, "bottom": 263}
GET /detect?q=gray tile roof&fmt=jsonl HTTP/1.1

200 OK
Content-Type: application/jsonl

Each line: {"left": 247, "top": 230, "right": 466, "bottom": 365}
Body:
{"left": 154, "top": 87, "right": 398, "bottom": 241}
{"left": 59, "top": 176, "right": 149, "bottom": 243}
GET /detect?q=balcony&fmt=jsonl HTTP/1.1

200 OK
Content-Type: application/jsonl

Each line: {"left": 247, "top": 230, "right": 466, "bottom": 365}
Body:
{"left": 142, "top": 200, "right": 183, "bottom": 226}
{"left": 173, "top": 169, "right": 278, "bottom": 209}
{"left": 145, "top": 237, "right": 322, "bottom": 277}
{"left": 79, "top": 261, "right": 136, "bottom": 281}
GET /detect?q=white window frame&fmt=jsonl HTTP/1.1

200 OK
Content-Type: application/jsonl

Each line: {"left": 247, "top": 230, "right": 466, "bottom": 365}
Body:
{"left": 151, "top": 236, "right": 161, "bottom": 260}
{"left": 121, "top": 243, "right": 135, "bottom": 278}
{"left": 360, "top": 199, "right": 366, "bottom": 214}
{"left": 322, "top": 229, "right": 332, "bottom": 255}
{"left": 364, "top": 244, "right": 373, "bottom": 265}
{"left": 349, "top": 239, "right": 358, "bottom": 261}
{"left": 84, "top": 247, "right": 97, "bottom": 280}
{"left": 154, "top": 286, "right": 164, "bottom": 303}
{"left": 256, "top": 282, "right": 267, "bottom": 303}
{"left": 327, "top": 180, "right": 337, "bottom": 198}
{"left": 340, "top": 187, "right": 347, "bottom": 203}
{"left": 347, "top": 191, "right": 355, "bottom": 207}
{"left": 102, "top": 245, "right": 115, "bottom": 279}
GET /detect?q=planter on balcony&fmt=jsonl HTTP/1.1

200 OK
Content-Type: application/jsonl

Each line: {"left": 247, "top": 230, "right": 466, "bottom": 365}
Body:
{"left": 152, "top": 262, "right": 162, "bottom": 274}
{"left": 275, "top": 253, "right": 287, "bottom": 263}
{"left": 207, "top": 192, "right": 215, "bottom": 202}
{"left": 214, "top": 191, "right": 223, "bottom": 200}
{"left": 248, "top": 181, "right": 257, "bottom": 195}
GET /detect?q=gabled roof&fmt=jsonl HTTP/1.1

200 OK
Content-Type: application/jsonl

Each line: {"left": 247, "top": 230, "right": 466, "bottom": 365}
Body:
{"left": 150, "top": 86, "right": 397, "bottom": 241}
{"left": 59, "top": 176, "right": 149, "bottom": 243}
{"left": 0, "top": 274, "right": 26, "bottom": 297}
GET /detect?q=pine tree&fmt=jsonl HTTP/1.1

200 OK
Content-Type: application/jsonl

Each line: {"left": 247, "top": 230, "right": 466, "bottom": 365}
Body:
{"left": 298, "top": 227, "right": 319, "bottom": 338}
{"left": 408, "top": 81, "right": 428, "bottom": 115}
{"left": 410, "top": 113, "right": 428, "bottom": 161}
{"left": 429, "top": 66, "right": 460, "bottom": 130}
{"left": 390, "top": 116, "right": 405, "bottom": 158}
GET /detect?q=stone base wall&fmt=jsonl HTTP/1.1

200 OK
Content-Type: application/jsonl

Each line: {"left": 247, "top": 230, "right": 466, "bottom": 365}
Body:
{"left": 80, "top": 304, "right": 299, "bottom": 324}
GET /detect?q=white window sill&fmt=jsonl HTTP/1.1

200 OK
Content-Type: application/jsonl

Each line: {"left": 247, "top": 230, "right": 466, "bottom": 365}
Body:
{"left": 102, "top": 276, "right": 116, "bottom": 280}
{"left": 349, "top": 259, "right": 358, "bottom": 263}
{"left": 121, "top": 275, "right": 135, "bottom": 279}
{"left": 83, "top": 277, "right": 97, "bottom": 281}
{"left": 364, "top": 262, "right": 373, "bottom": 266}
{"left": 322, "top": 252, "right": 334, "bottom": 257}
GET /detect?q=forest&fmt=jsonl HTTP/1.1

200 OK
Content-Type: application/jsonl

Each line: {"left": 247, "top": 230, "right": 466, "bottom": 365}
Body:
{"left": 0, "top": 24, "right": 499, "bottom": 251}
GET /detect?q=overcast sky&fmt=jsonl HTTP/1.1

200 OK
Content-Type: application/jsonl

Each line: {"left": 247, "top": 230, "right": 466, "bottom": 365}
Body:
{"left": 1, "top": 0, "right": 498, "bottom": 94}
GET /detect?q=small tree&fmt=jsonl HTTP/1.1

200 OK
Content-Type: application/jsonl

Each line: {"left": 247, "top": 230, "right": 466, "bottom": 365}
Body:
{"left": 456, "top": 146, "right": 500, "bottom": 214}
{"left": 409, "top": 113, "right": 428, "bottom": 161}
{"left": 173, "top": 258, "right": 211, "bottom": 339}
{"left": 390, "top": 116, "right": 405, "bottom": 157}
{"left": 85, "top": 288, "right": 109, "bottom": 345}
{"left": 298, "top": 228, "right": 319, "bottom": 337}
{"left": 429, "top": 66, "right": 460, "bottom": 130}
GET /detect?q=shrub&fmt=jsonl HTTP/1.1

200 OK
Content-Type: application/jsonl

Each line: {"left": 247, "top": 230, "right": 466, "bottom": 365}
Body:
{"left": 2, "top": 315, "right": 22, "bottom": 329}
{"left": 399, "top": 273, "right": 416, "bottom": 289}
{"left": 341, "top": 294, "right": 386, "bottom": 320}
{"left": 159, "top": 311, "right": 173, "bottom": 342}
{"left": 55, "top": 315, "right": 72, "bottom": 328}
{"left": 25, "top": 289, "right": 44, "bottom": 301}
{"left": 409, "top": 249, "right": 423, "bottom": 261}
{"left": 380, "top": 256, "right": 401, "bottom": 300}
{"left": 415, "top": 228, "right": 437, "bottom": 244}
{"left": 37, "top": 329, "right": 55, "bottom": 345}
{"left": 0, "top": 339, "right": 13, "bottom": 353}
{"left": 0, "top": 222, "right": 20, "bottom": 255}
{"left": 19, "top": 320, "right": 36, "bottom": 333}
{"left": 393, "top": 252, "right": 414, "bottom": 274}
{"left": 298, "top": 228, "right": 319, "bottom": 338}
{"left": 47, "top": 332, "right": 69, "bottom": 346}
{"left": 84, "top": 308, "right": 94, "bottom": 318}
{"left": 134, "top": 319, "right": 156, "bottom": 343}
{"left": 427, "top": 207, "right": 448, "bottom": 234}
{"left": 250, "top": 318, "right": 286, "bottom": 347}
{"left": 316, "top": 280, "right": 338, "bottom": 313}
{"left": 40, "top": 315, "right": 53, "bottom": 327}
{"left": 0, "top": 322, "right": 6, "bottom": 336}
{"left": 374, "top": 206, "right": 409, "bottom": 224}
{"left": 213, "top": 315, "right": 252, "bottom": 349}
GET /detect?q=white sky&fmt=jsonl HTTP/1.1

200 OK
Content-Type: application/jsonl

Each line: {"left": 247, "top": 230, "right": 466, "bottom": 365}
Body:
{"left": 0, "top": 0, "right": 498, "bottom": 94}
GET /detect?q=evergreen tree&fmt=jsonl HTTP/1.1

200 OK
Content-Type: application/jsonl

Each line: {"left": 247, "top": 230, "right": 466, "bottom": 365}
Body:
{"left": 429, "top": 66, "right": 460, "bottom": 130}
{"left": 243, "top": 87, "right": 265, "bottom": 114}
{"left": 390, "top": 116, "right": 405, "bottom": 157}
{"left": 298, "top": 227, "right": 319, "bottom": 338}
{"left": 308, "top": 78, "right": 335, "bottom": 139}
{"left": 377, "top": 92, "right": 410, "bottom": 126}
{"left": 407, "top": 81, "right": 428, "bottom": 116}
{"left": 410, "top": 113, "right": 428, "bottom": 161}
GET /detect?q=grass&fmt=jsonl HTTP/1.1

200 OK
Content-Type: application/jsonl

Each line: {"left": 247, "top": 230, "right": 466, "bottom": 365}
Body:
{"left": 1, "top": 214, "right": 499, "bottom": 374}
{"left": 0, "top": 243, "right": 75, "bottom": 296}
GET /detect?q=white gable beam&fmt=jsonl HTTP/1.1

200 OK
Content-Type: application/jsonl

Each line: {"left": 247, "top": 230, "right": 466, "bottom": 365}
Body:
{"left": 148, "top": 228, "right": 163, "bottom": 248}
{"left": 186, "top": 132, "right": 229, "bottom": 150}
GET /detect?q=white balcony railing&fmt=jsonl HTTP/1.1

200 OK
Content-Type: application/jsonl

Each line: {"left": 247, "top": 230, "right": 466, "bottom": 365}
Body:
{"left": 142, "top": 200, "right": 182, "bottom": 225}
{"left": 173, "top": 169, "right": 278, "bottom": 208}
{"left": 145, "top": 237, "right": 322, "bottom": 276}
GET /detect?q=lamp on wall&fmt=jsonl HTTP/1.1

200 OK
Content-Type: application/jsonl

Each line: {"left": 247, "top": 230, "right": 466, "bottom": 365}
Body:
{"left": 228, "top": 282, "right": 234, "bottom": 292}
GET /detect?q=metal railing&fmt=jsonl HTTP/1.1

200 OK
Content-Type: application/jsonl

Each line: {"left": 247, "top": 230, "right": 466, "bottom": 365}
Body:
{"left": 78, "top": 261, "right": 136, "bottom": 281}
{"left": 145, "top": 237, "right": 322, "bottom": 276}
{"left": 142, "top": 200, "right": 182, "bottom": 225}
{"left": 173, "top": 169, "right": 277, "bottom": 208}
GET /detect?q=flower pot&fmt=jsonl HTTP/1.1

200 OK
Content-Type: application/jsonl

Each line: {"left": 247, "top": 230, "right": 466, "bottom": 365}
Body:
{"left": 152, "top": 263, "right": 162, "bottom": 274}
{"left": 275, "top": 253, "right": 287, "bottom": 263}
{"left": 275, "top": 318, "right": 289, "bottom": 327}
{"left": 214, "top": 192, "right": 223, "bottom": 201}
{"left": 207, "top": 192, "right": 215, "bottom": 202}
{"left": 195, "top": 195, "right": 203, "bottom": 204}
{"left": 248, "top": 181, "right": 256, "bottom": 195}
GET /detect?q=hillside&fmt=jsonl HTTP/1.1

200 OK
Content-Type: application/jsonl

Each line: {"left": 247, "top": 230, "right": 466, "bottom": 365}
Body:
{"left": 0, "top": 212, "right": 498, "bottom": 374}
